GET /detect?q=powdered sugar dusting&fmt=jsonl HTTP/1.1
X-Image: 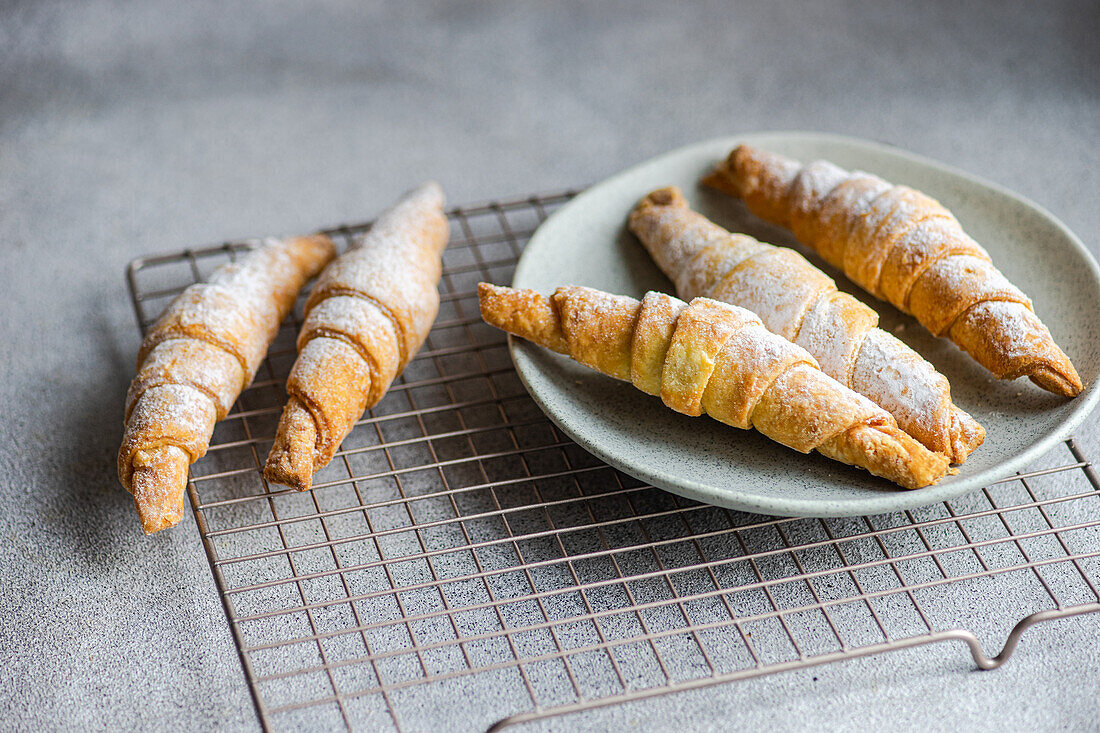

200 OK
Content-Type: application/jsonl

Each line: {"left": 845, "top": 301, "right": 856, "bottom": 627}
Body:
{"left": 146, "top": 235, "right": 332, "bottom": 378}
{"left": 791, "top": 161, "right": 847, "bottom": 214}
{"left": 927, "top": 255, "right": 1027, "bottom": 304}
{"left": 709, "top": 249, "right": 831, "bottom": 341}
{"left": 794, "top": 294, "right": 872, "bottom": 383}
{"left": 290, "top": 333, "right": 368, "bottom": 391}
{"left": 633, "top": 201, "right": 738, "bottom": 282}
{"left": 844, "top": 174, "right": 891, "bottom": 220}
{"left": 879, "top": 215, "right": 985, "bottom": 308}
{"left": 557, "top": 286, "right": 639, "bottom": 318}
{"left": 127, "top": 337, "right": 243, "bottom": 422}
{"left": 851, "top": 329, "right": 949, "bottom": 436}
{"left": 120, "top": 382, "right": 218, "bottom": 488}
{"left": 959, "top": 300, "right": 1048, "bottom": 362}
{"left": 306, "top": 182, "right": 448, "bottom": 366}
{"left": 908, "top": 255, "right": 1031, "bottom": 335}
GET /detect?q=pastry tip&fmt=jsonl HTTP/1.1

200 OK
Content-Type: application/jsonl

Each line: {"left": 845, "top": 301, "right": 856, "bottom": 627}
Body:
{"left": 264, "top": 399, "right": 320, "bottom": 491}
{"left": 1028, "top": 364, "right": 1083, "bottom": 398}
{"left": 126, "top": 445, "right": 189, "bottom": 534}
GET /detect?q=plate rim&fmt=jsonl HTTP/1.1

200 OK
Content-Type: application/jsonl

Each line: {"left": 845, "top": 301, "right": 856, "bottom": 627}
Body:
{"left": 509, "top": 131, "right": 1100, "bottom": 517}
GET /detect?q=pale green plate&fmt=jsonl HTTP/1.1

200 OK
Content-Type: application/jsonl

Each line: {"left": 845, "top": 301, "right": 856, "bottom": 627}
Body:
{"left": 509, "top": 132, "right": 1100, "bottom": 517}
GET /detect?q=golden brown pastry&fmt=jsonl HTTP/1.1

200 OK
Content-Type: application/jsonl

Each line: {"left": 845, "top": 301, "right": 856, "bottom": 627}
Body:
{"left": 630, "top": 186, "right": 984, "bottom": 464}
{"left": 704, "top": 145, "right": 1082, "bottom": 398}
{"left": 119, "top": 235, "right": 337, "bottom": 533}
{"left": 264, "top": 182, "right": 449, "bottom": 491}
{"left": 478, "top": 282, "right": 950, "bottom": 489}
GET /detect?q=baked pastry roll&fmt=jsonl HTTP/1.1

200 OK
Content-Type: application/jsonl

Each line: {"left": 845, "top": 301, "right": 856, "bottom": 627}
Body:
{"left": 704, "top": 145, "right": 1082, "bottom": 397}
{"left": 264, "top": 182, "right": 449, "bottom": 491}
{"left": 630, "top": 186, "right": 984, "bottom": 464}
{"left": 478, "top": 283, "right": 949, "bottom": 489}
{"left": 119, "top": 235, "right": 337, "bottom": 533}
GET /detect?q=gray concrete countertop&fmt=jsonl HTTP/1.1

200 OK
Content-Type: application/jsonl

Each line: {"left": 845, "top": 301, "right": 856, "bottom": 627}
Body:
{"left": 2, "top": 1, "right": 1098, "bottom": 730}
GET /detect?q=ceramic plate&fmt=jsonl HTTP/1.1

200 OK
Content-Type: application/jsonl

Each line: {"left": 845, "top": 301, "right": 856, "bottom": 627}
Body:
{"left": 509, "top": 132, "right": 1100, "bottom": 517}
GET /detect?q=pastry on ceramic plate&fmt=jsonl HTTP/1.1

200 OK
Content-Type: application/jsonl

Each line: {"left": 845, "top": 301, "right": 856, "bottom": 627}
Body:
{"left": 264, "top": 182, "right": 449, "bottom": 491}
{"left": 704, "top": 145, "right": 1082, "bottom": 397}
{"left": 479, "top": 282, "right": 949, "bottom": 489}
{"left": 629, "top": 186, "right": 984, "bottom": 463}
{"left": 119, "top": 234, "right": 337, "bottom": 533}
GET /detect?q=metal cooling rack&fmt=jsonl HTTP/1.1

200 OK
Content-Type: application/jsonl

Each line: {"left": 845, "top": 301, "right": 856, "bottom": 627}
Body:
{"left": 126, "top": 190, "right": 1100, "bottom": 732}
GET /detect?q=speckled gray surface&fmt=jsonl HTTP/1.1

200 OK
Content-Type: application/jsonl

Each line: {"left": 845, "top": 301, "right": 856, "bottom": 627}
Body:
{"left": 2, "top": 1, "right": 1099, "bottom": 731}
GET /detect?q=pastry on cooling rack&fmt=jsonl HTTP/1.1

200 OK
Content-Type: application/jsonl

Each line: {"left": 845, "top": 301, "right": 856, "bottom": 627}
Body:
{"left": 629, "top": 186, "right": 984, "bottom": 464}
{"left": 703, "top": 145, "right": 1082, "bottom": 397}
{"left": 119, "top": 235, "right": 337, "bottom": 533}
{"left": 478, "top": 282, "right": 949, "bottom": 489}
{"left": 264, "top": 182, "right": 449, "bottom": 491}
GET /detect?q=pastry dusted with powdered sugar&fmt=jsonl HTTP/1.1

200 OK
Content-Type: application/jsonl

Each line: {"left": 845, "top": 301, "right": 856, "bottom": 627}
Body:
{"left": 630, "top": 186, "right": 984, "bottom": 464}
{"left": 479, "top": 282, "right": 949, "bottom": 489}
{"left": 119, "top": 234, "right": 337, "bottom": 533}
{"left": 264, "top": 182, "right": 449, "bottom": 491}
{"left": 704, "top": 145, "right": 1082, "bottom": 398}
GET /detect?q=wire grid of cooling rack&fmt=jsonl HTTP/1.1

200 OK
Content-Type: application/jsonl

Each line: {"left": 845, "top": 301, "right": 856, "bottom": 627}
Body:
{"left": 126, "top": 190, "right": 1100, "bottom": 733}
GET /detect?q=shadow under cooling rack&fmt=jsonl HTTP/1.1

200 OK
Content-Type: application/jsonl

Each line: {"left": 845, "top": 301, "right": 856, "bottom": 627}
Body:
{"left": 126, "top": 190, "right": 1100, "bottom": 733}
